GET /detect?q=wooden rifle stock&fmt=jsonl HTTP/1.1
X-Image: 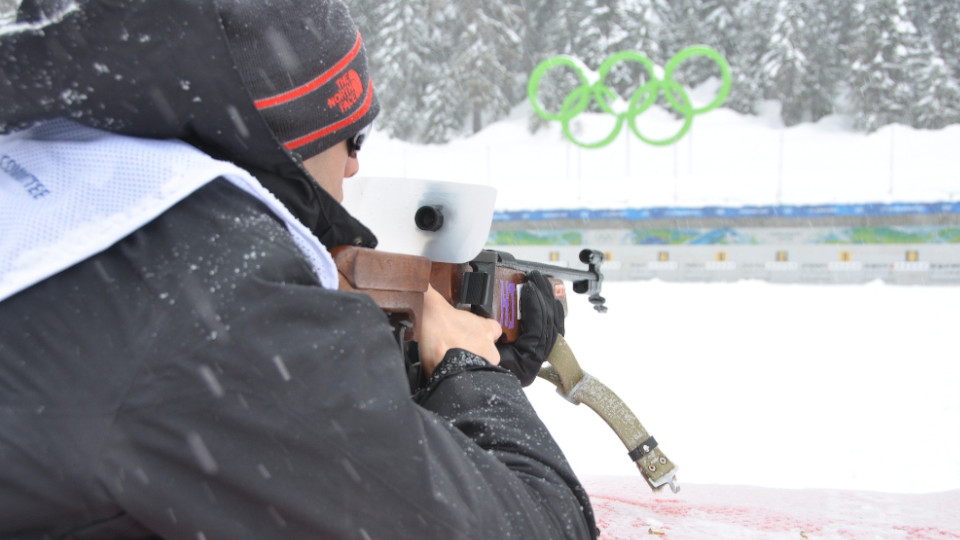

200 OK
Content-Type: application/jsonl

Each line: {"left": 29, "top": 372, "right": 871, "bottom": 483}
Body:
{"left": 330, "top": 246, "right": 605, "bottom": 343}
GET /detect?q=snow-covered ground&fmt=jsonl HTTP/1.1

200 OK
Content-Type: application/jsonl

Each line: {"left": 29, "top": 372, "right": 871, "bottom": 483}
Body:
{"left": 354, "top": 100, "right": 960, "bottom": 499}
{"left": 359, "top": 87, "right": 960, "bottom": 210}
{"left": 531, "top": 279, "right": 960, "bottom": 496}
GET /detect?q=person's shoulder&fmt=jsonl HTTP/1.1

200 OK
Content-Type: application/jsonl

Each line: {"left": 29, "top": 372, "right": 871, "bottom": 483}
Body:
{"left": 150, "top": 177, "right": 320, "bottom": 284}
{"left": 172, "top": 177, "right": 288, "bottom": 237}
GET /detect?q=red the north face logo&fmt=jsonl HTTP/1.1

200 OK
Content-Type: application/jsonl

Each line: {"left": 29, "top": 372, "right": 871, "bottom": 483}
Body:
{"left": 328, "top": 69, "right": 363, "bottom": 113}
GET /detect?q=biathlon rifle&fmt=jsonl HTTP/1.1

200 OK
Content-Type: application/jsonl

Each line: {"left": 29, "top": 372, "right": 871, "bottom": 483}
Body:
{"left": 332, "top": 245, "right": 605, "bottom": 342}
{"left": 331, "top": 243, "right": 681, "bottom": 493}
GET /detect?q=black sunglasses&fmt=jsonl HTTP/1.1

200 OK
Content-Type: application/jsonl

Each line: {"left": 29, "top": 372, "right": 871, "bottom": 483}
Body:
{"left": 347, "top": 124, "right": 372, "bottom": 157}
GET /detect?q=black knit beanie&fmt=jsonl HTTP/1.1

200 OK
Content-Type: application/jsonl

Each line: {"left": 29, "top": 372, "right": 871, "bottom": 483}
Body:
{"left": 218, "top": 0, "right": 380, "bottom": 161}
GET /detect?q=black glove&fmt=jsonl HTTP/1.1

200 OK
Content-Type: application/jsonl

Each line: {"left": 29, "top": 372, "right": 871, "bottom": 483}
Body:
{"left": 497, "top": 270, "right": 565, "bottom": 386}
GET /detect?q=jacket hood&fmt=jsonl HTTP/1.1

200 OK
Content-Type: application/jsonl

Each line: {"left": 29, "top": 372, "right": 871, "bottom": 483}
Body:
{"left": 0, "top": 0, "right": 377, "bottom": 249}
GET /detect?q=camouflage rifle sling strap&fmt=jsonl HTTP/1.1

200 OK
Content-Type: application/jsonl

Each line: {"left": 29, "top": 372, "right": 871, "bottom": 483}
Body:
{"left": 538, "top": 335, "right": 680, "bottom": 493}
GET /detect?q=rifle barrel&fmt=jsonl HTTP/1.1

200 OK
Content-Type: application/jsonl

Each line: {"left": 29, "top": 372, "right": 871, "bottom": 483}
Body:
{"left": 496, "top": 259, "right": 598, "bottom": 284}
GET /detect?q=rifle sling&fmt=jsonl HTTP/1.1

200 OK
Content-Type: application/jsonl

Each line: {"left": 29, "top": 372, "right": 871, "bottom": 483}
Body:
{"left": 538, "top": 335, "right": 680, "bottom": 493}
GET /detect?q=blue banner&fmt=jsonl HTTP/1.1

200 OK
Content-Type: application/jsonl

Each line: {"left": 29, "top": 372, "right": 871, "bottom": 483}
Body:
{"left": 493, "top": 202, "right": 960, "bottom": 223}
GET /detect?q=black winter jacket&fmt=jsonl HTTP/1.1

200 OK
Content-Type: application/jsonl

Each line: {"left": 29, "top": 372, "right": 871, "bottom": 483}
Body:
{"left": 0, "top": 0, "right": 596, "bottom": 538}
{"left": 0, "top": 179, "right": 595, "bottom": 539}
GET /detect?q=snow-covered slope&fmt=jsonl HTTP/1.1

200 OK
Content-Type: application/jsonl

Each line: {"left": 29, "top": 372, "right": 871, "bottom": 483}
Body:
{"left": 527, "top": 280, "right": 960, "bottom": 496}
{"left": 357, "top": 100, "right": 960, "bottom": 211}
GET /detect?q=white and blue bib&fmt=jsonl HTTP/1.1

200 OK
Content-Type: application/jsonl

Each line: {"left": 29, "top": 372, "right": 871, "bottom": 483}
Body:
{"left": 0, "top": 119, "right": 338, "bottom": 302}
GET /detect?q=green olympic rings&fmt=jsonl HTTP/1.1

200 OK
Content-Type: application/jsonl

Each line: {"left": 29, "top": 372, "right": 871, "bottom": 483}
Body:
{"left": 527, "top": 46, "right": 731, "bottom": 148}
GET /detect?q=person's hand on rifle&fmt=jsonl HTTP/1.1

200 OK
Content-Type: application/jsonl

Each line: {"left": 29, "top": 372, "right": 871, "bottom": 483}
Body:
{"left": 498, "top": 270, "right": 566, "bottom": 386}
{"left": 418, "top": 285, "right": 503, "bottom": 377}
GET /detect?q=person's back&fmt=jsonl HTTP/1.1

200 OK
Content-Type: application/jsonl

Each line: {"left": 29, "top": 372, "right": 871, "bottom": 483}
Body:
{"left": 0, "top": 1, "right": 597, "bottom": 538}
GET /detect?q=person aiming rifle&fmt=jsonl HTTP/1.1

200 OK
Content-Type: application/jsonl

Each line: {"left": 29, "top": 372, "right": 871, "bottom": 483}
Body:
{"left": 0, "top": 0, "right": 597, "bottom": 538}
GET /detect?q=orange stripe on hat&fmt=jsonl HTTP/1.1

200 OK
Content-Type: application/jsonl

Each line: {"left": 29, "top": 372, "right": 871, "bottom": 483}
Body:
{"left": 283, "top": 78, "right": 374, "bottom": 151}
{"left": 254, "top": 30, "right": 363, "bottom": 110}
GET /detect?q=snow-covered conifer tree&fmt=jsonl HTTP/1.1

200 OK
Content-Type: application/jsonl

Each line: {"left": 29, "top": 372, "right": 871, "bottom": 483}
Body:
{"left": 909, "top": 0, "right": 960, "bottom": 79}
{"left": 908, "top": 36, "right": 960, "bottom": 129}
{"left": 763, "top": 0, "right": 811, "bottom": 125}
{"left": 848, "top": 0, "right": 925, "bottom": 131}
{"left": 453, "top": 0, "right": 524, "bottom": 134}
{"left": 359, "top": 1, "right": 439, "bottom": 141}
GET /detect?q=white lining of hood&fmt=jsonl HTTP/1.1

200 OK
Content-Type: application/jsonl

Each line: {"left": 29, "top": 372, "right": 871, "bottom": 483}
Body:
{"left": 0, "top": 0, "right": 80, "bottom": 36}
{"left": 0, "top": 119, "right": 339, "bottom": 302}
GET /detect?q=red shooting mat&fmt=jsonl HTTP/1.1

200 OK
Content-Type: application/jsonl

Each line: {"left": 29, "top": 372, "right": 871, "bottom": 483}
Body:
{"left": 583, "top": 476, "right": 960, "bottom": 539}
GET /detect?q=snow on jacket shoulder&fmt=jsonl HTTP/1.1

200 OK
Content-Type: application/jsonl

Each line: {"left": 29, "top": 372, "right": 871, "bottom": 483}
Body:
{"left": 0, "top": 178, "right": 596, "bottom": 539}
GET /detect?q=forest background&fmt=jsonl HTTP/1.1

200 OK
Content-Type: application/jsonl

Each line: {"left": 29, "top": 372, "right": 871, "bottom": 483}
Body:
{"left": 342, "top": 0, "right": 960, "bottom": 142}
{"left": 2, "top": 1, "right": 959, "bottom": 143}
